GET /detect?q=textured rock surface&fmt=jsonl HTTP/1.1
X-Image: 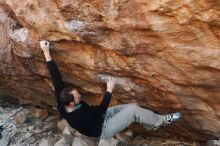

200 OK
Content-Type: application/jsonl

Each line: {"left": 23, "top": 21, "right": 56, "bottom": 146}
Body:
{"left": 0, "top": 0, "right": 219, "bottom": 142}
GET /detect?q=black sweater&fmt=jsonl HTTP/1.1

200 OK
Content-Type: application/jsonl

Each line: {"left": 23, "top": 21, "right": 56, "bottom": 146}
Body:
{"left": 47, "top": 60, "right": 112, "bottom": 137}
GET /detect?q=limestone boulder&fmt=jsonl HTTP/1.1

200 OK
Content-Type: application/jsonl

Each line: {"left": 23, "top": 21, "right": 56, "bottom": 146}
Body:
{"left": 0, "top": 0, "right": 219, "bottom": 143}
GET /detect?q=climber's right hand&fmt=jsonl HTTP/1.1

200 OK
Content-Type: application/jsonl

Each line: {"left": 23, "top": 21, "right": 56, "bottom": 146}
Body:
{"left": 107, "top": 77, "right": 116, "bottom": 93}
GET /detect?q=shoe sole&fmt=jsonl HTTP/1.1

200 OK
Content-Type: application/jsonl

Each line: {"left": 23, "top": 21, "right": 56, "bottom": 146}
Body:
{"left": 172, "top": 112, "right": 182, "bottom": 122}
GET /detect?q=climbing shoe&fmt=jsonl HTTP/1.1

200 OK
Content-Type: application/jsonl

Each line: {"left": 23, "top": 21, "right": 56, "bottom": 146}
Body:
{"left": 163, "top": 112, "right": 182, "bottom": 124}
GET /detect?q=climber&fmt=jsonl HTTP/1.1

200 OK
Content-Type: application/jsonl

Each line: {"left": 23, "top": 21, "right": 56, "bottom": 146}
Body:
{"left": 40, "top": 40, "right": 182, "bottom": 140}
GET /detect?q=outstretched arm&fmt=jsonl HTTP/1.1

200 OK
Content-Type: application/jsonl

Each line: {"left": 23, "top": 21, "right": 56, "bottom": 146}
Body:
{"left": 40, "top": 40, "right": 65, "bottom": 106}
{"left": 99, "top": 77, "right": 116, "bottom": 114}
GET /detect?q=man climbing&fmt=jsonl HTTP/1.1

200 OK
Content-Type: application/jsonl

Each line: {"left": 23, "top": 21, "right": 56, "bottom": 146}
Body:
{"left": 40, "top": 40, "right": 182, "bottom": 140}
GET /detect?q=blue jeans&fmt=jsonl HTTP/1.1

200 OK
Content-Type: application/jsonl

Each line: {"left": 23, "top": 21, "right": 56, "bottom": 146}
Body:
{"left": 100, "top": 103, "right": 164, "bottom": 139}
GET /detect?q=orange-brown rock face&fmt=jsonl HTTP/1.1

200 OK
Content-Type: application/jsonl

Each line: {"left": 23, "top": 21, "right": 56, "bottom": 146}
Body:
{"left": 0, "top": 0, "right": 219, "bottom": 142}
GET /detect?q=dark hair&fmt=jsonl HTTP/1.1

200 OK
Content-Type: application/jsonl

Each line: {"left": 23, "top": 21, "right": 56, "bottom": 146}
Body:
{"left": 60, "top": 87, "right": 75, "bottom": 105}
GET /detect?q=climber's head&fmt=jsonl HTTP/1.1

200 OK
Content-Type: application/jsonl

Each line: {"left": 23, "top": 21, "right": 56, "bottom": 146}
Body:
{"left": 60, "top": 87, "right": 81, "bottom": 107}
